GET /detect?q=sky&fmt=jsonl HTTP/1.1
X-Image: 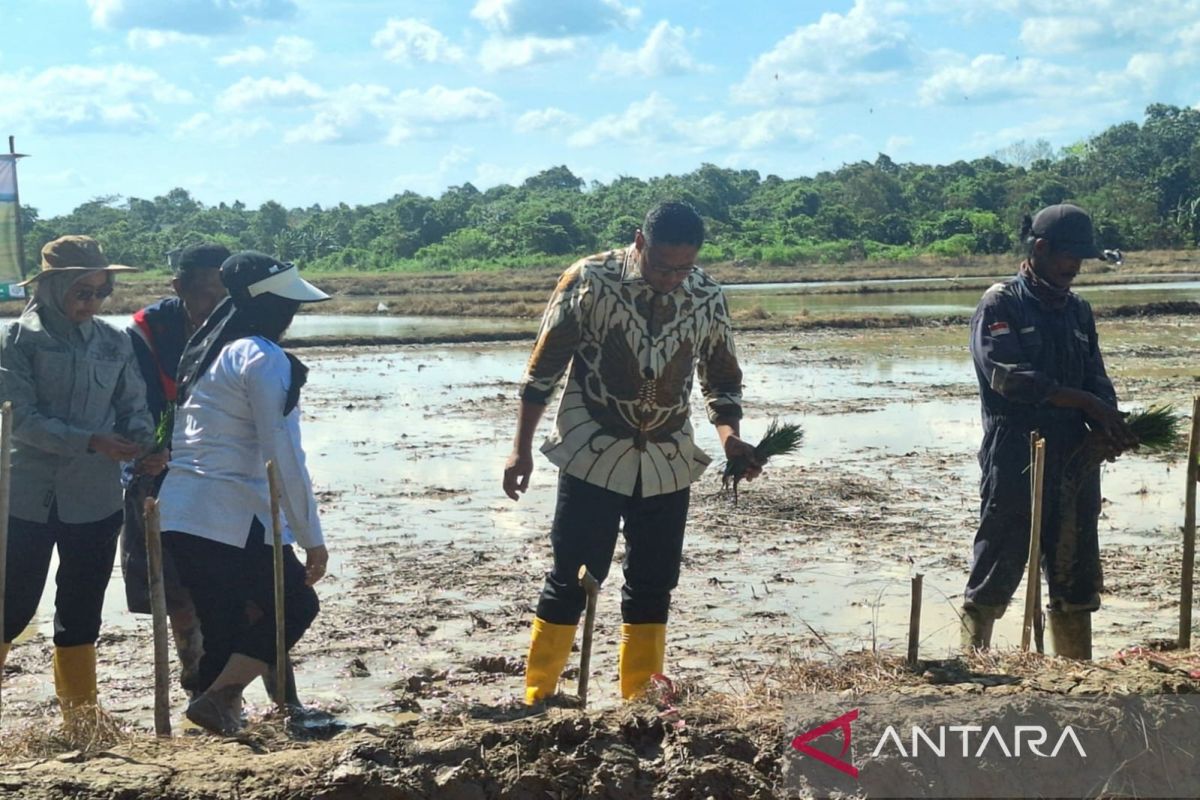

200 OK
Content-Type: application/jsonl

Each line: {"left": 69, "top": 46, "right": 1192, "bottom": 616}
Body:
{"left": 2, "top": 0, "right": 1199, "bottom": 217}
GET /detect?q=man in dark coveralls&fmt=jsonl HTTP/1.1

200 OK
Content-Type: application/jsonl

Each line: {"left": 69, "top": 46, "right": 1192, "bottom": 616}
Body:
{"left": 962, "top": 204, "right": 1137, "bottom": 659}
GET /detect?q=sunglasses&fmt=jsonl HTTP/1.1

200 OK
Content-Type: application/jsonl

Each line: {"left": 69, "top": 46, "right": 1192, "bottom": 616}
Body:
{"left": 70, "top": 285, "right": 114, "bottom": 302}
{"left": 648, "top": 264, "right": 696, "bottom": 277}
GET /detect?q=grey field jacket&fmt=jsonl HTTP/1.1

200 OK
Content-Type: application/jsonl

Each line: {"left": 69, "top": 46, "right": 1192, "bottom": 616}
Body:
{"left": 0, "top": 311, "right": 154, "bottom": 524}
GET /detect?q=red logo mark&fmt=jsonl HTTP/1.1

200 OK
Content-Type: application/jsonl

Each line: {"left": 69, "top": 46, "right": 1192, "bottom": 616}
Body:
{"left": 791, "top": 709, "right": 860, "bottom": 778}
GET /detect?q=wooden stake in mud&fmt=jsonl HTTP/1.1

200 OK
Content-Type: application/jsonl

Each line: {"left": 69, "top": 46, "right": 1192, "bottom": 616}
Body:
{"left": 143, "top": 497, "right": 172, "bottom": 737}
{"left": 0, "top": 402, "right": 12, "bottom": 720}
{"left": 577, "top": 566, "right": 599, "bottom": 707}
{"left": 266, "top": 460, "right": 288, "bottom": 712}
{"left": 1179, "top": 396, "right": 1200, "bottom": 649}
{"left": 906, "top": 573, "right": 923, "bottom": 667}
{"left": 1021, "top": 434, "right": 1046, "bottom": 652}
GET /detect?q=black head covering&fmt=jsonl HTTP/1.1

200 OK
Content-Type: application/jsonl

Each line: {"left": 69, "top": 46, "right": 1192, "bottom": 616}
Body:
{"left": 175, "top": 252, "right": 324, "bottom": 415}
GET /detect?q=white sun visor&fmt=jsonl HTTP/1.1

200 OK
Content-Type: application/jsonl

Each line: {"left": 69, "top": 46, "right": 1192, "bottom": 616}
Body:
{"left": 245, "top": 263, "right": 330, "bottom": 302}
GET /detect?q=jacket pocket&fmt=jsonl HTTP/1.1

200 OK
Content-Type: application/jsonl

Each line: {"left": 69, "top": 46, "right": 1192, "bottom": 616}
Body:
{"left": 84, "top": 360, "right": 122, "bottom": 423}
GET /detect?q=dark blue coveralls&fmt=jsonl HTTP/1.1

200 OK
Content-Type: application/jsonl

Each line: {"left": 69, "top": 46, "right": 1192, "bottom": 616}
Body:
{"left": 965, "top": 269, "right": 1116, "bottom": 613}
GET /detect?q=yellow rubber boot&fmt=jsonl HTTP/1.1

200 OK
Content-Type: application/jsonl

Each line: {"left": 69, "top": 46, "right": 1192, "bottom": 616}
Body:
{"left": 619, "top": 623, "right": 666, "bottom": 700}
{"left": 53, "top": 644, "right": 99, "bottom": 722}
{"left": 524, "top": 617, "right": 577, "bottom": 705}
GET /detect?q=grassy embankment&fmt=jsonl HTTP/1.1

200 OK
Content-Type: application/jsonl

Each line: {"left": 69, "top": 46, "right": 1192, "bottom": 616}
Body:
{"left": 2, "top": 250, "right": 1197, "bottom": 333}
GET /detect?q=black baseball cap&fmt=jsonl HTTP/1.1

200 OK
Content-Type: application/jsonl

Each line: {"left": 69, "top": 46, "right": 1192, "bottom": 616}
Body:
{"left": 176, "top": 243, "right": 231, "bottom": 272}
{"left": 220, "top": 251, "right": 330, "bottom": 304}
{"left": 1030, "top": 204, "right": 1104, "bottom": 260}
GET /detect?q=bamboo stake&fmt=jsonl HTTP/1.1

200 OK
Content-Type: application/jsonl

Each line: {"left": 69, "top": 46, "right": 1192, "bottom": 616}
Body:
{"left": 266, "top": 460, "right": 287, "bottom": 712}
{"left": 143, "top": 497, "right": 172, "bottom": 737}
{"left": 906, "top": 574, "right": 923, "bottom": 667}
{"left": 0, "top": 402, "right": 12, "bottom": 720}
{"left": 1022, "top": 435, "right": 1046, "bottom": 652}
{"left": 1179, "top": 396, "right": 1200, "bottom": 649}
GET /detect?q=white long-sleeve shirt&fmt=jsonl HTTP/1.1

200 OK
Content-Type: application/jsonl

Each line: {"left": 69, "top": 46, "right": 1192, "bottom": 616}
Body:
{"left": 158, "top": 336, "right": 324, "bottom": 549}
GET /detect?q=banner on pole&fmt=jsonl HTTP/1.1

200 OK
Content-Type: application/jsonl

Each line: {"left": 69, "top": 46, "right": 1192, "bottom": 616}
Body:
{"left": 0, "top": 155, "right": 26, "bottom": 300}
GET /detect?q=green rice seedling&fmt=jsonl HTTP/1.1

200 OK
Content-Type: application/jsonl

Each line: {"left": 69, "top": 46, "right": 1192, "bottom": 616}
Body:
{"left": 1124, "top": 405, "right": 1183, "bottom": 453}
{"left": 722, "top": 419, "right": 804, "bottom": 503}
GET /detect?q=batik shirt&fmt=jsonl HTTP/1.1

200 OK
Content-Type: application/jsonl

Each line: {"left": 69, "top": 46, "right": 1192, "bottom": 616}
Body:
{"left": 519, "top": 248, "right": 744, "bottom": 497}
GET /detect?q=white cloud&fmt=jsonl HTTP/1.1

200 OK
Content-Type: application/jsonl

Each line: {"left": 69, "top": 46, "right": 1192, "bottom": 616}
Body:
{"left": 733, "top": 0, "right": 912, "bottom": 105}
{"left": 919, "top": 54, "right": 1080, "bottom": 105}
{"left": 0, "top": 64, "right": 191, "bottom": 134}
{"left": 372, "top": 18, "right": 464, "bottom": 65}
{"left": 568, "top": 92, "right": 677, "bottom": 148}
{"left": 217, "top": 46, "right": 268, "bottom": 66}
{"left": 470, "top": 0, "right": 638, "bottom": 37}
{"left": 285, "top": 84, "right": 503, "bottom": 145}
{"left": 285, "top": 84, "right": 392, "bottom": 144}
{"left": 947, "top": 1, "right": 1200, "bottom": 53}
{"left": 176, "top": 112, "right": 212, "bottom": 137}
{"left": 274, "top": 36, "right": 315, "bottom": 66}
{"left": 568, "top": 92, "right": 814, "bottom": 152}
{"left": 218, "top": 73, "right": 325, "bottom": 111}
{"left": 515, "top": 107, "right": 579, "bottom": 133}
{"left": 395, "top": 85, "right": 504, "bottom": 123}
{"left": 1018, "top": 16, "right": 1107, "bottom": 52}
{"left": 216, "top": 37, "right": 313, "bottom": 67}
{"left": 126, "top": 28, "right": 208, "bottom": 50}
{"left": 596, "top": 20, "right": 709, "bottom": 78}
{"left": 1123, "top": 53, "right": 1169, "bottom": 88}
{"left": 439, "top": 146, "right": 475, "bottom": 172}
{"left": 88, "top": 0, "right": 297, "bottom": 35}
{"left": 692, "top": 108, "right": 817, "bottom": 150}
{"left": 478, "top": 35, "right": 578, "bottom": 71}
{"left": 176, "top": 110, "right": 271, "bottom": 141}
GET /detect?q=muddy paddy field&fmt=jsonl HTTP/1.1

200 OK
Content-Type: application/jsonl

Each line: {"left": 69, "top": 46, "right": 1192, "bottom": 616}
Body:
{"left": 3, "top": 272, "right": 1200, "bottom": 797}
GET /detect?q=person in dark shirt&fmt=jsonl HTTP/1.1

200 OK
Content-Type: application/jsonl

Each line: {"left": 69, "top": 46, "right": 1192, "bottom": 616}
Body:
{"left": 121, "top": 243, "right": 228, "bottom": 696}
{"left": 963, "top": 204, "right": 1137, "bottom": 659}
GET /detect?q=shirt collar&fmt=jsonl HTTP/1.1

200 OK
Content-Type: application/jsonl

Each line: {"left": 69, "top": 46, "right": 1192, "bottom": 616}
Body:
{"left": 618, "top": 247, "right": 645, "bottom": 284}
{"left": 617, "top": 247, "right": 696, "bottom": 294}
{"left": 75, "top": 317, "right": 96, "bottom": 343}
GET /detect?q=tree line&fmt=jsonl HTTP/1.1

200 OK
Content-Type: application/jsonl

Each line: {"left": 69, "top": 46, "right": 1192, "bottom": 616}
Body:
{"left": 17, "top": 103, "right": 1200, "bottom": 275}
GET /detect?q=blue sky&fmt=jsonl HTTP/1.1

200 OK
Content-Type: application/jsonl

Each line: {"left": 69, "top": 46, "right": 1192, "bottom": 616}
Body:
{"left": 3, "top": 0, "right": 1199, "bottom": 217}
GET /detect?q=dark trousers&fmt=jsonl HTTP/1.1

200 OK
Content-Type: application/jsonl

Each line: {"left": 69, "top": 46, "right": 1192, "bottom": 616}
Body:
{"left": 536, "top": 473, "right": 689, "bottom": 626}
{"left": 163, "top": 518, "right": 319, "bottom": 693}
{"left": 965, "top": 419, "right": 1103, "bottom": 611}
{"left": 120, "top": 472, "right": 192, "bottom": 615}
{"left": 3, "top": 507, "right": 123, "bottom": 647}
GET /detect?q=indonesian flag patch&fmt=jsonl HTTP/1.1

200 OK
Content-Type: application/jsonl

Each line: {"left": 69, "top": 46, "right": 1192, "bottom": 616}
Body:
{"left": 988, "top": 321, "right": 1011, "bottom": 336}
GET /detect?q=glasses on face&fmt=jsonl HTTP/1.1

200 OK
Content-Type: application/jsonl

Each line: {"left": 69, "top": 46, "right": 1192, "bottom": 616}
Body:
{"left": 644, "top": 255, "right": 696, "bottom": 277}
{"left": 70, "top": 285, "right": 114, "bottom": 303}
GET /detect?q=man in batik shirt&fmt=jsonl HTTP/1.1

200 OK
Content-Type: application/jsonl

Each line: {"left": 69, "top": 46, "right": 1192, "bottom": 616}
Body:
{"left": 503, "top": 201, "right": 762, "bottom": 703}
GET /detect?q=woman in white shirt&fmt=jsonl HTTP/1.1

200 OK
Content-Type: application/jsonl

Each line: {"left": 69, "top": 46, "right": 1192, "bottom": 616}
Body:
{"left": 158, "top": 251, "right": 329, "bottom": 735}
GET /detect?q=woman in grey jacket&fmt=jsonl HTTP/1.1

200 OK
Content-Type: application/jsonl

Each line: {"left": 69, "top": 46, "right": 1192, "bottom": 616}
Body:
{"left": 0, "top": 235, "right": 157, "bottom": 728}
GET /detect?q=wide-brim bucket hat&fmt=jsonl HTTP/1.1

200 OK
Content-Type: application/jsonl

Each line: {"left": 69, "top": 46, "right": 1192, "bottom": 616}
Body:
{"left": 18, "top": 235, "right": 138, "bottom": 287}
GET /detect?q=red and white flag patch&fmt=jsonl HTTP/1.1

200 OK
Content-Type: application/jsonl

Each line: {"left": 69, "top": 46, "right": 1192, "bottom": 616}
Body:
{"left": 988, "top": 321, "right": 1011, "bottom": 336}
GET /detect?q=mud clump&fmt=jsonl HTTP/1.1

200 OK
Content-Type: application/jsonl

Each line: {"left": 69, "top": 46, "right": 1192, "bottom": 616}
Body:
{"left": 0, "top": 705, "right": 780, "bottom": 799}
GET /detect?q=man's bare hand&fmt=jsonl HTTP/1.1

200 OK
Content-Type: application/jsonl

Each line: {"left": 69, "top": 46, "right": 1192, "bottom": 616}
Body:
{"left": 503, "top": 450, "right": 534, "bottom": 500}
{"left": 723, "top": 435, "right": 764, "bottom": 481}
{"left": 136, "top": 449, "right": 169, "bottom": 476}
{"left": 90, "top": 433, "right": 142, "bottom": 462}
{"left": 1084, "top": 397, "right": 1138, "bottom": 452}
